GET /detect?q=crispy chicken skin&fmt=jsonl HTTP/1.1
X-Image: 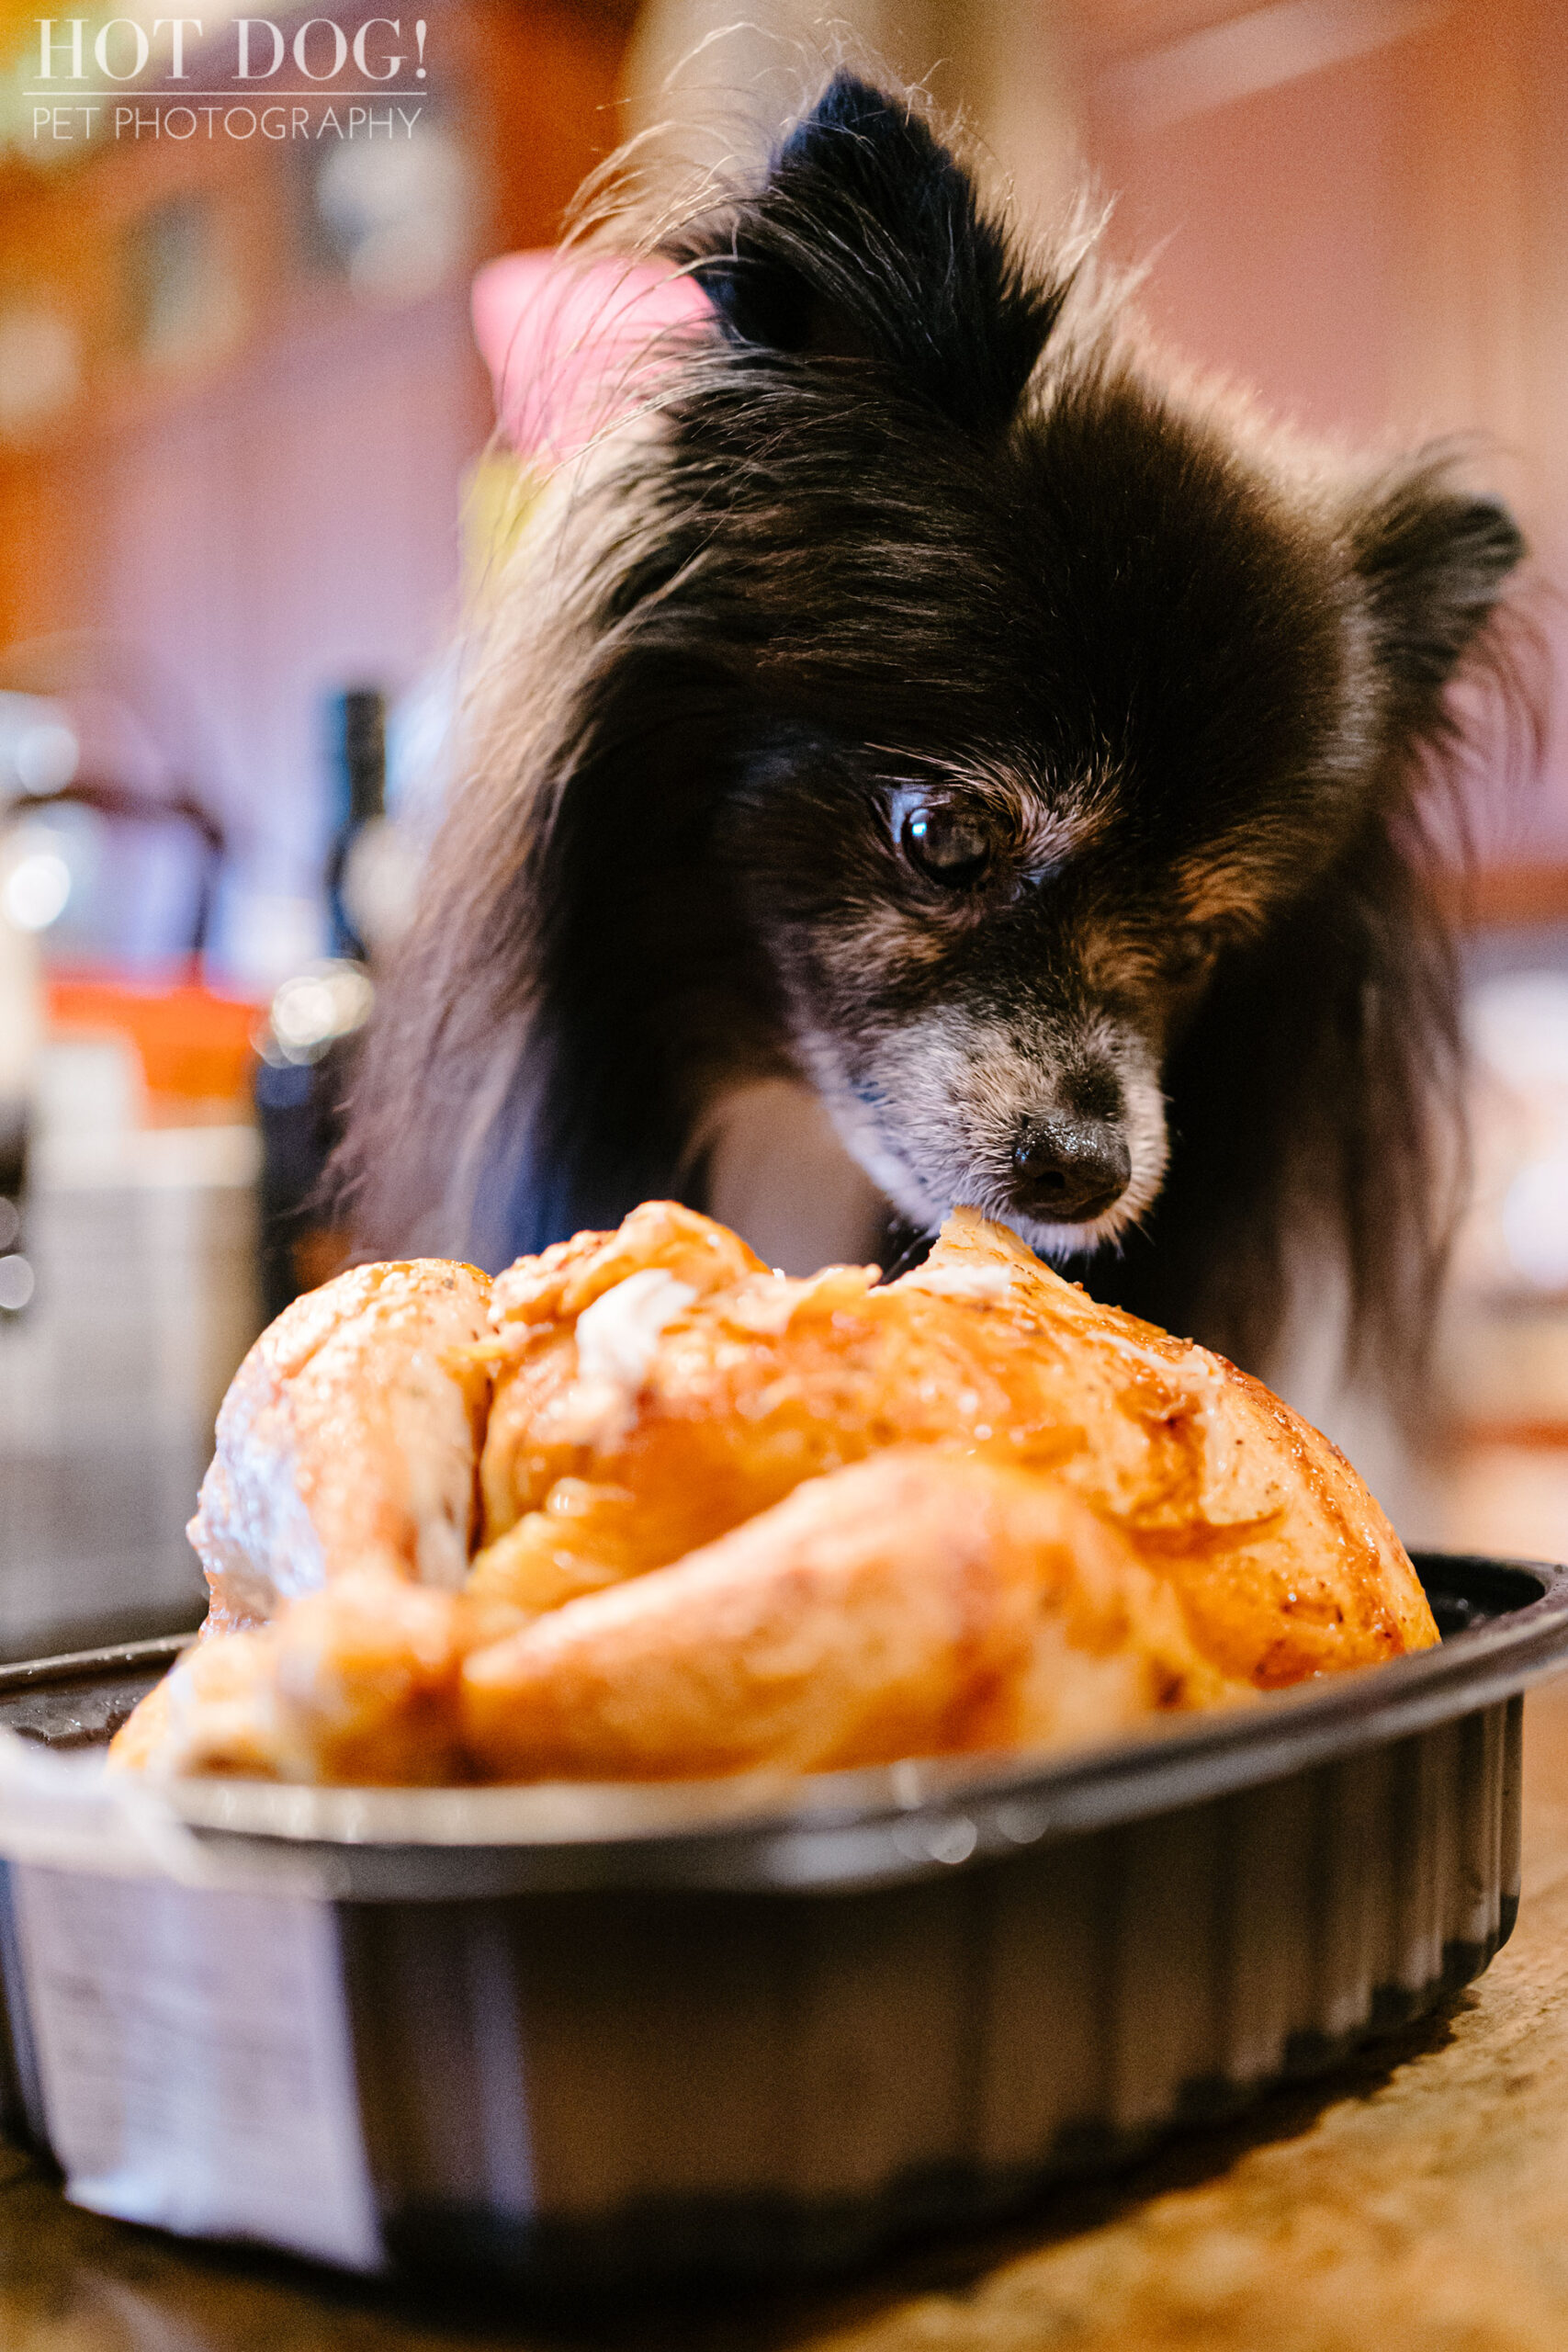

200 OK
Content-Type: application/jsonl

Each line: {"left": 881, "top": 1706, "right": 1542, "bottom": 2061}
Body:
{"left": 114, "top": 1204, "right": 1438, "bottom": 1784}
{"left": 188, "top": 1259, "right": 492, "bottom": 1629}
{"left": 460, "top": 1451, "right": 1250, "bottom": 1781}
{"left": 470, "top": 1204, "right": 1434, "bottom": 1685}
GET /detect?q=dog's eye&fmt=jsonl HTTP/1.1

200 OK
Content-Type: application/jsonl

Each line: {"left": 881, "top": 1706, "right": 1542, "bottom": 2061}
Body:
{"left": 901, "top": 805, "right": 993, "bottom": 889}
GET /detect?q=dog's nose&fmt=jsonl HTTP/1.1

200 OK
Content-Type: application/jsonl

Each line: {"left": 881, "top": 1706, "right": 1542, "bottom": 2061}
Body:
{"left": 1010, "top": 1116, "right": 1132, "bottom": 1223}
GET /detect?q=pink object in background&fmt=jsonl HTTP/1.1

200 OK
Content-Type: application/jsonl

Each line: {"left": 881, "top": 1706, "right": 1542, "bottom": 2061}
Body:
{"left": 470, "top": 253, "right": 713, "bottom": 462}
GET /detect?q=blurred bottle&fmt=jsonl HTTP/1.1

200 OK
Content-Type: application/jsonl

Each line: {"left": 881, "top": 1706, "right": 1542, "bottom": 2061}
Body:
{"left": 333, "top": 686, "right": 423, "bottom": 965}
{"left": 326, "top": 687, "right": 385, "bottom": 959}
{"left": 0, "top": 884, "right": 39, "bottom": 1320}
{"left": 253, "top": 687, "right": 386, "bottom": 1321}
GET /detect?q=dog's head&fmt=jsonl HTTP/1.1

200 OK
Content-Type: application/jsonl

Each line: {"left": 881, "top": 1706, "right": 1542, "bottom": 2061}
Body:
{"left": 342, "top": 72, "right": 1531, "bottom": 1379}
{"left": 645, "top": 74, "right": 1526, "bottom": 1264}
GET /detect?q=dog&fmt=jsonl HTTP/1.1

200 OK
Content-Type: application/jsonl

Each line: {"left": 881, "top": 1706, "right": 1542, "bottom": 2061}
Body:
{"left": 341, "top": 70, "right": 1530, "bottom": 1398}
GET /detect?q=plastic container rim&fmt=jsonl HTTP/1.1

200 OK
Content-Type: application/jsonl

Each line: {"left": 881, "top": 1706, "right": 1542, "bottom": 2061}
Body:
{"left": 69, "top": 1550, "right": 1558, "bottom": 1889}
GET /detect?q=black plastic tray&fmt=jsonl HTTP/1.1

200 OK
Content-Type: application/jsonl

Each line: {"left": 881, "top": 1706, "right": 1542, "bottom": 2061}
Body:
{"left": 2, "top": 1553, "right": 1566, "bottom": 2288}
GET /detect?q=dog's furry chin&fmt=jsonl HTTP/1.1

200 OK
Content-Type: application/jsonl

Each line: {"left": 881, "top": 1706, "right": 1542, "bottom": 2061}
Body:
{"left": 339, "top": 70, "right": 1533, "bottom": 1400}
{"left": 788, "top": 1017, "right": 1169, "bottom": 1263}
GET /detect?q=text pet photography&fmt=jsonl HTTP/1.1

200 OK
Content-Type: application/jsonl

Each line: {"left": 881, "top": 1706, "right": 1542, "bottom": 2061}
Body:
{"left": 28, "top": 16, "right": 430, "bottom": 143}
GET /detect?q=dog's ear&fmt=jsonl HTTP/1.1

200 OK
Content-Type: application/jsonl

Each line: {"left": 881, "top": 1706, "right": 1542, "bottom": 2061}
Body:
{"left": 680, "top": 72, "right": 1063, "bottom": 434}
{"left": 1349, "top": 468, "right": 1526, "bottom": 737}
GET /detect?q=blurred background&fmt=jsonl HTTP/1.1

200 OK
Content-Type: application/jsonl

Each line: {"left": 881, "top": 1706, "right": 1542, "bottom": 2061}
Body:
{"left": 0, "top": 0, "right": 1564, "bottom": 1657}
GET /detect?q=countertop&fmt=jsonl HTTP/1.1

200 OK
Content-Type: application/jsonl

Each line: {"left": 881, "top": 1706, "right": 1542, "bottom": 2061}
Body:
{"left": 8, "top": 1684, "right": 1568, "bottom": 2352}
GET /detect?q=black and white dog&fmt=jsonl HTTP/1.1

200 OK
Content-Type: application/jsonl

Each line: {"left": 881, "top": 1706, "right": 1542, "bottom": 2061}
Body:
{"left": 343, "top": 72, "right": 1529, "bottom": 1395}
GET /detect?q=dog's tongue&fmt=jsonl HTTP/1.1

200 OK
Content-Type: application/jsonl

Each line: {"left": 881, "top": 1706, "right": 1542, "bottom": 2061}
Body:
{"left": 471, "top": 253, "right": 712, "bottom": 462}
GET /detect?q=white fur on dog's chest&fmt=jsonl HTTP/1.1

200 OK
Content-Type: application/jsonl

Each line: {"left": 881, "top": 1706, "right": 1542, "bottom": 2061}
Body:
{"left": 699, "top": 1079, "right": 887, "bottom": 1276}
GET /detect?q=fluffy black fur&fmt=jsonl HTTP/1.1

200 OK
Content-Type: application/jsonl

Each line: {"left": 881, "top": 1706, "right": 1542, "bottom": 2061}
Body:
{"left": 341, "top": 73, "right": 1529, "bottom": 1392}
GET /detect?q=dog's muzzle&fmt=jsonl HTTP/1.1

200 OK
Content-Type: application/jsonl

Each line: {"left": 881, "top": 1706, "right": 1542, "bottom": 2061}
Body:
{"left": 1010, "top": 1114, "right": 1132, "bottom": 1224}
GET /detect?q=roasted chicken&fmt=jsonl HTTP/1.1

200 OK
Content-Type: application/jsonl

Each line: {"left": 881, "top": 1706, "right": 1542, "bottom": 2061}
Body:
{"left": 112, "top": 1204, "right": 1438, "bottom": 1783}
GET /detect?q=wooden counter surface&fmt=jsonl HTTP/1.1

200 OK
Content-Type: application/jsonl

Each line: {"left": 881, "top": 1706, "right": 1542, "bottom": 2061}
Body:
{"left": 9, "top": 1684, "right": 1568, "bottom": 2352}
